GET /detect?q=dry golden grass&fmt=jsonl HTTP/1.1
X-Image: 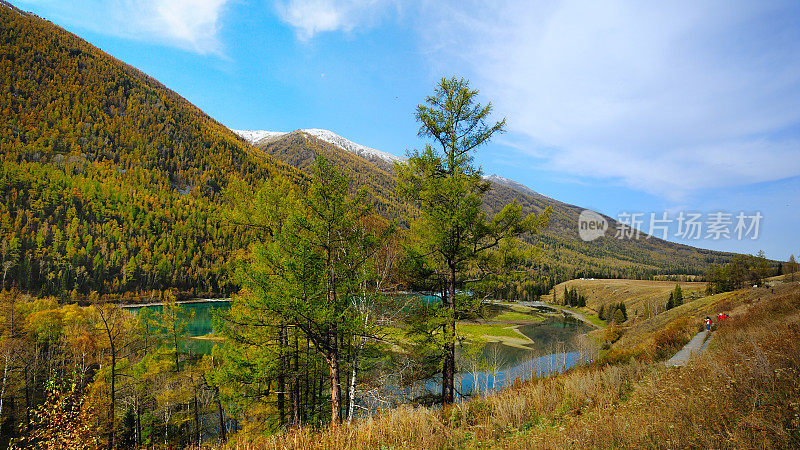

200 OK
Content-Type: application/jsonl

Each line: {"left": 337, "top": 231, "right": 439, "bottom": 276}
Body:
{"left": 225, "top": 360, "right": 651, "bottom": 450}
{"left": 501, "top": 283, "right": 800, "bottom": 449}
{"left": 224, "top": 283, "right": 800, "bottom": 449}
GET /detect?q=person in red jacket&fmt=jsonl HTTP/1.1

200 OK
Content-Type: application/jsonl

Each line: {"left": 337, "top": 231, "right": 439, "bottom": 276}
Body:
{"left": 704, "top": 316, "right": 712, "bottom": 331}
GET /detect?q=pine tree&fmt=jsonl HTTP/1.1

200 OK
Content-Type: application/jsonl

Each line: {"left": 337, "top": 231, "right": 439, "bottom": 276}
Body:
{"left": 673, "top": 285, "right": 683, "bottom": 307}
{"left": 397, "top": 77, "right": 549, "bottom": 404}
{"left": 787, "top": 254, "right": 798, "bottom": 281}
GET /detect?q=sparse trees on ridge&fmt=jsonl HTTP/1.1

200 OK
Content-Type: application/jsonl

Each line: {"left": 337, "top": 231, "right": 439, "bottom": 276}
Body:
{"left": 562, "top": 286, "right": 586, "bottom": 307}
{"left": 667, "top": 284, "right": 683, "bottom": 310}
{"left": 706, "top": 253, "right": 774, "bottom": 294}
{"left": 786, "top": 254, "right": 798, "bottom": 281}
{"left": 598, "top": 302, "right": 627, "bottom": 323}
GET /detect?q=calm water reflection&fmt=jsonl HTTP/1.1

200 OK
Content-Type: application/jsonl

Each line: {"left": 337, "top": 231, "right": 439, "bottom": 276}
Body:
{"left": 129, "top": 299, "right": 595, "bottom": 399}
{"left": 126, "top": 300, "right": 230, "bottom": 354}
{"left": 454, "top": 314, "right": 594, "bottom": 398}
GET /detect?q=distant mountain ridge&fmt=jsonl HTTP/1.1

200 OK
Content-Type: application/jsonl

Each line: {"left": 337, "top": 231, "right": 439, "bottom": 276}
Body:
{"left": 231, "top": 130, "right": 287, "bottom": 144}
{"left": 245, "top": 128, "right": 734, "bottom": 283}
{"left": 233, "top": 129, "right": 561, "bottom": 202}
{"left": 483, "top": 174, "right": 562, "bottom": 204}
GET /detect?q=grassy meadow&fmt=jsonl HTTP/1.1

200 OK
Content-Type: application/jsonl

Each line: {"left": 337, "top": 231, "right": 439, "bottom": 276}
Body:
{"left": 549, "top": 278, "right": 707, "bottom": 329}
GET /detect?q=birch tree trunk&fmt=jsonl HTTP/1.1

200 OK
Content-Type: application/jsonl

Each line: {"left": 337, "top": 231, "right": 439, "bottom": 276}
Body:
{"left": 346, "top": 336, "right": 365, "bottom": 423}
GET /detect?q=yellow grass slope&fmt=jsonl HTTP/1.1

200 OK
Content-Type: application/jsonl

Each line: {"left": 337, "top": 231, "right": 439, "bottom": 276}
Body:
{"left": 553, "top": 278, "right": 706, "bottom": 318}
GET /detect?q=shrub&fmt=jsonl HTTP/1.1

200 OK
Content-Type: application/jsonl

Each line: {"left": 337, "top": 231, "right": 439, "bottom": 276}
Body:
{"left": 649, "top": 317, "right": 693, "bottom": 360}
{"left": 603, "top": 324, "right": 622, "bottom": 344}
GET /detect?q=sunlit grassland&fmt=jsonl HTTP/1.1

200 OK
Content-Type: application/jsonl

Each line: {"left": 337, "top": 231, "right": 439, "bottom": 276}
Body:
{"left": 457, "top": 323, "right": 523, "bottom": 339}
{"left": 549, "top": 278, "right": 707, "bottom": 324}
{"left": 553, "top": 303, "right": 606, "bottom": 328}
{"left": 489, "top": 311, "right": 546, "bottom": 323}
{"left": 457, "top": 303, "right": 550, "bottom": 348}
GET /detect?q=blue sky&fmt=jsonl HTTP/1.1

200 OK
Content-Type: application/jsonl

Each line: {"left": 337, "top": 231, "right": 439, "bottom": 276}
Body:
{"left": 14, "top": 0, "right": 800, "bottom": 260}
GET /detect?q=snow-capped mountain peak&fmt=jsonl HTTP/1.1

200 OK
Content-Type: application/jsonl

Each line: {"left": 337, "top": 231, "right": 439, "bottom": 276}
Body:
{"left": 230, "top": 129, "right": 286, "bottom": 144}
{"left": 301, "top": 129, "right": 405, "bottom": 163}
{"left": 232, "top": 128, "right": 405, "bottom": 164}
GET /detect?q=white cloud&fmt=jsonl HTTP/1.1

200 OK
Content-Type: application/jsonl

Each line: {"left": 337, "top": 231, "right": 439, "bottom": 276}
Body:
{"left": 137, "top": 0, "right": 230, "bottom": 54}
{"left": 549, "top": 139, "right": 800, "bottom": 200}
{"left": 18, "top": 0, "right": 231, "bottom": 54}
{"left": 274, "top": 0, "right": 396, "bottom": 40}
{"left": 416, "top": 0, "right": 800, "bottom": 198}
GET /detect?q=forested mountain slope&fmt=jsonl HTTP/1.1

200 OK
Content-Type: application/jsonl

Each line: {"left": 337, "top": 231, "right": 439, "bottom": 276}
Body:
{"left": 0, "top": 2, "right": 298, "bottom": 298}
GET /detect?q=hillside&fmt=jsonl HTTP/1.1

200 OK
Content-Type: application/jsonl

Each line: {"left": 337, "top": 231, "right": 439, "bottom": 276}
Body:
{"left": 237, "top": 130, "right": 408, "bottom": 219}
{"left": 0, "top": 3, "right": 299, "bottom": 298}
{"left": 241, "top": 130, "right": 733, "bottom": 286}
{"left": 552, "top": 278, "right": 707, "bottom": 323}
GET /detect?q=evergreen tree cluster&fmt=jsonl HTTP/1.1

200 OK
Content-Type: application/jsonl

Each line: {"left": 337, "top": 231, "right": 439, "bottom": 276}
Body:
{"left": 216, "top": 156, "right": 395, "bottom": 425}
{"left": 562, "top": 286, "right": 586, "bottom": 307}
{"left": 598, "top": 302, "right": 627, "bottom": 323}
{"left": 666, "top": 284, "right": 684, "bottom": 310}
{"left": 705, "top": 252, "right": 776, "bottom": 294}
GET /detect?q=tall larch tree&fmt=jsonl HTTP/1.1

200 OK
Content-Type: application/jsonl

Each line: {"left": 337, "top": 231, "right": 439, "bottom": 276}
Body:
{"left": 397, "top": 77, "right": 550, "bottom": 404}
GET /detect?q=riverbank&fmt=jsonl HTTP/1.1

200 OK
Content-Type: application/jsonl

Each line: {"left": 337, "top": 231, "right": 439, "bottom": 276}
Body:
{"left": 522, "top": 300, "right": 604, "bottom": 329}
{"left": 120, "top": 297, "right": 231, "bottom": 308}
{"left": 461, "top": 301, "right": 590, "bottom": 350}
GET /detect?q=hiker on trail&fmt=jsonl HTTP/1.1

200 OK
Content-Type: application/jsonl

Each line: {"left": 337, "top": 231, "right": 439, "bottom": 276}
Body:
{"left": 704, "top": 317, "right": 712, "bottom": 331}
